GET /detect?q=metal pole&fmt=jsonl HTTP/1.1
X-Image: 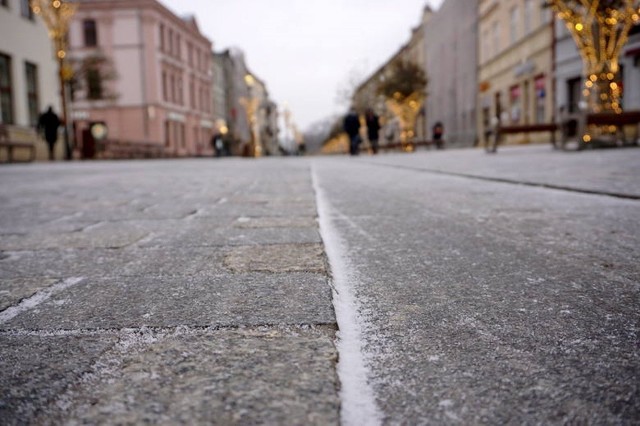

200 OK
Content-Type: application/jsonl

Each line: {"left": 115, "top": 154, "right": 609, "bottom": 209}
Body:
{"left": 58, "top": 50, "right": 71, "bottom": 160}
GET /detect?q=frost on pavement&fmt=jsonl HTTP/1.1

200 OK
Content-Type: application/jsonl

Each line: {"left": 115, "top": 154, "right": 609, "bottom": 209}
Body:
{"left": 312, "top": 165, "right": 382, "bottom": 426}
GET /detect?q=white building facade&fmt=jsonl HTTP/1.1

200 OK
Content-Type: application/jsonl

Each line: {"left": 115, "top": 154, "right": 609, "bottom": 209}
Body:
{"left": 0, "top": 0, "right": 64, "bottom": 160}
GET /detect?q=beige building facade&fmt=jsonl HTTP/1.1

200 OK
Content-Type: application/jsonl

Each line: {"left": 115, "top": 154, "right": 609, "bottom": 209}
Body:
{"left": 424, "top": 0, "right": 478, "bottom": 148}
{"left": 352, "top": 6, "right": 430, "bottom": 147}
{"left": 478, "top": 0, "right": 554, "bottom": 146}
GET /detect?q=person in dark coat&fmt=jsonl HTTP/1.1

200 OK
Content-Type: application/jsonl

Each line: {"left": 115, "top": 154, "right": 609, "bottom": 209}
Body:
{"left": 365, "top": 108, "right": 381, "bottom": 154}
{"left": 343, "top": 107, "right": 361, "bottom": 156}
{"left": 38, "top": 106, "right": 61, "bottom": 160}
{"left": 432, "top": 121, "right": 444, "bottom": 149}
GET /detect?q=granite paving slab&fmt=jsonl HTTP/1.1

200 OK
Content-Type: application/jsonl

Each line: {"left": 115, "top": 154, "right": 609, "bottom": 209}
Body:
{"left": 3, "top": 273, "right": 335, "bottom": 330}
{"left": 0, "top": 222, "right": 149, "bottom": 251}
{"left": 0, "top": 277, "right": 59, "bottom": 311}
{"left": 0, "top": 333, "right": 118, "bottom": 425}
{"left": 0, "top": 246, "right": 227, "bottom": 279}
{"left": 138, "top": 224, "right": 321, "bottom": 248}
{"left": 224, "top": 243, "right": 326, "bottom": 273}
{"left": 33, "top": 328, "right": 340, "bottom": 425}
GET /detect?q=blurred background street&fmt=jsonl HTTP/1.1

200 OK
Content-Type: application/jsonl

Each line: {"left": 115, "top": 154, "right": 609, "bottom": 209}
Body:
{"left": 1, "top": 145, "right": 638, "bottom": 424}
{"left": 2, "top": 0, "right": 640, "bottom": 423}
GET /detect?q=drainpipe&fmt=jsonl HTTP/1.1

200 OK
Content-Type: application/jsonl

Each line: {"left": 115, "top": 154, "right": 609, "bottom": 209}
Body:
{"left": 551, "top": 12, "right": 557, "bottom": 124}
{"left": 138, "top": 10, "right": 149, "bottom": 139}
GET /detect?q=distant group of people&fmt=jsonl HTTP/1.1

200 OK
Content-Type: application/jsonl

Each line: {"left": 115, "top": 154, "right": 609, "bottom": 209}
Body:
{"left": 344, "top": 107, "right": 382, "bottom": 155}
{"left": 343, "top": 107, "right": 444, "bottom": 155}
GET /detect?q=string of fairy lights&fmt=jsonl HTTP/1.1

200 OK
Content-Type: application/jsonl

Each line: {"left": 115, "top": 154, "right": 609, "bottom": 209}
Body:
{"left": 547, "top": 0, "right": 640, "bottom": 114}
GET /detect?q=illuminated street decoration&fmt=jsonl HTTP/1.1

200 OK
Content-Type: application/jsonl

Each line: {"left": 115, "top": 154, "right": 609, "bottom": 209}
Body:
{"left": 547, "top": 0, "right": 640, "bottom": 114}
{"left": 376, "top": 60, "right": 427, "bottom": 150}
{"left": 31, "top": 0, "right": 77, "bottom": 159}
{"left": 240, "top": 74, "right": 262, "bottom": 157}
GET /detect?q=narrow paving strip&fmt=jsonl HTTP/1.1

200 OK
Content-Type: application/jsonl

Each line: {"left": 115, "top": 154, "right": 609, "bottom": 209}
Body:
{"left": 0, "top": 159, "right": 340, "bottom": 424}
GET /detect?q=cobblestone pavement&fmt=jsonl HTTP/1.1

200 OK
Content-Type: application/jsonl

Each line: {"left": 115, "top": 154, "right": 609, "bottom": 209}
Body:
{"left": 1, "top": 145, "right": 638, "bottom": 424}
{"left": 0, "top": 158, "right": 339, "bottom": 424}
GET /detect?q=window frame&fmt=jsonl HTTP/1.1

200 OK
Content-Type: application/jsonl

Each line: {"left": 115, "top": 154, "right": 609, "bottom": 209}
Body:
{"left": 510, "top": 6, "right": 519, "bottom": 45}
{"left": 83, "top": 19, "right": 98, "bottom": 47}
{"left": 20, "top": 0, "right": 34, "bottom": 20}
{"left": 86, "top": 67, "right": 103, "bottom": 100}
{"left": 25, "top": 61, "right": 39, "bottom": 126}
{"left": 0, "top": 53, "right": 14, "bottom": 125}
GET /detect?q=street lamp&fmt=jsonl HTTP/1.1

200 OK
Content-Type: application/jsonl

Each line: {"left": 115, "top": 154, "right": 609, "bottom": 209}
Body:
{"left": 31, "top": 0, "right": 77, "bottom": 160}
{"left": 239, "top": 73, "right": 262, "bottom": 157}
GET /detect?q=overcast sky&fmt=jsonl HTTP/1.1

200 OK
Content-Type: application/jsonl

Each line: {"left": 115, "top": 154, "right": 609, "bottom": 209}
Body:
{"left": 160, "top": 0, "right": 444, "bottom": 131}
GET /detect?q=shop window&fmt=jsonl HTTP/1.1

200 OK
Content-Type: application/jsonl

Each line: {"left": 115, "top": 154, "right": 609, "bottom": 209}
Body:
{"left": 567, "top": 76, "right": 581, "bottom": 114}
{"left": 510, "top": 84, "right": 521, "bottom": 123}
{"left": 83, "top": 19, "right": 98, "bottom": 47}
{"left": 25, "top": 62, "right": 39, "bottom": 126}
{"left": 535, "top": 75, "right": 546, "bottom": 123}
{"left": 165, "top": 120, "right": 171, "bottom": 147}
{"left": 617, "top": 65, "right": 625, "bottom": 110}
{"left": 0, "top": 53, "right": 14, "bottom": 124}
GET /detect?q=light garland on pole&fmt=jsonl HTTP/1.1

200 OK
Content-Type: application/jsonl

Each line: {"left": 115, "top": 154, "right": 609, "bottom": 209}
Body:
{"left": 30, "top": 0, "right": 77, "bottom": 160}
{"left": 547, "top": 0, "right": 640, "bottom": 114}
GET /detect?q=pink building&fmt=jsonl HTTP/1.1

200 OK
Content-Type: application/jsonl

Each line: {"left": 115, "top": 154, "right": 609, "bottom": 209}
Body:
{"left": 68, "top": 0, "right": 214, "bottom": 158}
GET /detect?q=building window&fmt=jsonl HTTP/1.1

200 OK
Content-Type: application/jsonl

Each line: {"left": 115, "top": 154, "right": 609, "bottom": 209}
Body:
{"left": 176, "top": 35, "right": 181, "bottom": 59}
{"left": 86, "top": 67, "right": 103, "bottom": 99}
{"left": 83, "top": 19, "right": 98, "bottom": 47}
{"left": 20, "top": 0, "right": 34, "bottom": 20}
{"left": 492, "top": 22, "right": 500, "bottom": 57}
{"left": 162, "top": 71, "right": 167, "bottom": 101}
{"left": 0, "top": 53, "right": 14, "bottom": 124}
{"left": 524, "top": 0, "right": 533, "bottom": 35}
{"left": 168, "top": 29, "right": 173, "bottom": 55}
{"left": 170, "top": 74, "right": 175, "bottom": 103}
{"left": 510, "top": 7, "right": 518, "bottom": 44}
{"left": 159, "top": 24, "right": 165, "bottom": 51}
{"left": 25, "top": 62, "right": 39, "bottom": 126}
{"left": 189, "top": 78, "right": 195, "bottom": 109}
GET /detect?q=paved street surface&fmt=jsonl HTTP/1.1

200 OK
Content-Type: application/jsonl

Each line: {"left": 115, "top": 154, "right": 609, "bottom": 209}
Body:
{"left": 1, "top": 145, "right": 638, "bottom": 424}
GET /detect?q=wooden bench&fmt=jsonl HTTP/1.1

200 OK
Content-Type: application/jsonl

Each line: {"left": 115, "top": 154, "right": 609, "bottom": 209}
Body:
{"left": 483, "top": 123, "right": 559, "bottom": 152}
{"left": 497, "top": 123, "right": 558, "bottom": 144}
{"left": 371, "top": 139, "right": 441, "bottom": 152}
{"left": 560, "top": 110, "right": 640, "bottom": 149}
{"left": 0, "top": 125, "right": 35, "bottom": 163}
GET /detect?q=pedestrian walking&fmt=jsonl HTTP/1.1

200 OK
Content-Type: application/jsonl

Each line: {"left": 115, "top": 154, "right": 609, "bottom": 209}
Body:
{"left": 211, "top": 133, "right": 224, "bottom": 157}
{"left": 365, "top": 108, "right": 381, "bottom": 154}
{"left": 37, "top": 106, "right": 60, "bottom": 161}
{"left": 432, "top": 121, "right": 444, "bottom": 149}
{"left": 344, "top": 107, "right": 361, "bottom": 156}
